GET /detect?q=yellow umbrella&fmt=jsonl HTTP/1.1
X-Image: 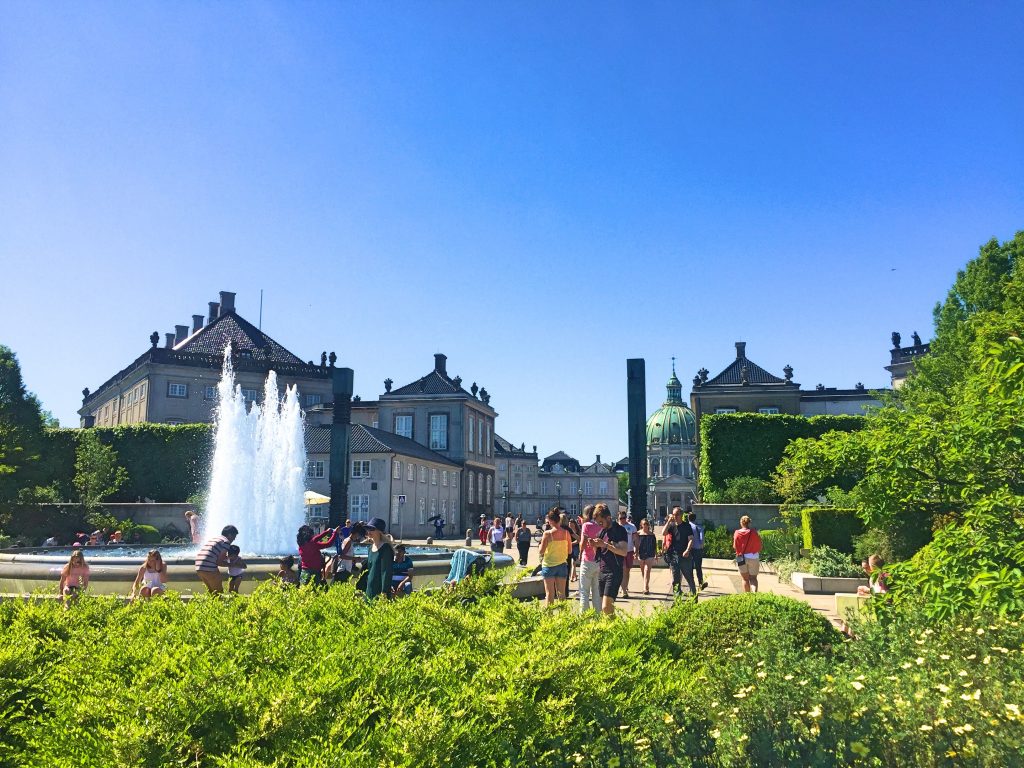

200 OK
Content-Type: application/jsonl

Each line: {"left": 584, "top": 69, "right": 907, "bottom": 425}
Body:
{"left": 304, "top": 491, "right": 331, "bottom": 505}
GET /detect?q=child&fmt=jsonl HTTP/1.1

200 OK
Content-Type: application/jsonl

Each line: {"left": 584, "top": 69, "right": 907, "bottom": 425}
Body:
{"left": 227, "top": 545, "right": 247, "bottom": 593}
{"left": 276, "top": 554, "right": 298, "bottom": 587}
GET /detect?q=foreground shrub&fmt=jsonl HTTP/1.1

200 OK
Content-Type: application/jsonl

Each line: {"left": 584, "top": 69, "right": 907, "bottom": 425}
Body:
{"left": 701, "top": 523, "right": 734, "bottom": 558}
{"left": 809, "top": 545, "right": 864, "bottom": 578}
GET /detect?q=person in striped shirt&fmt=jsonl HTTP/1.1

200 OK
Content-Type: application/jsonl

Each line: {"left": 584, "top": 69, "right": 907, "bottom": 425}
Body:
{"left": 194, "top": 525, "right": 239, "bottom": 593}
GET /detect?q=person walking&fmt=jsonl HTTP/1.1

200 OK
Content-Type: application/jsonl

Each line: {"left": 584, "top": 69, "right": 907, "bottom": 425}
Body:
{"left": 489, "top": 516, "right": 505, "bottom": 553}
{"left": 592, "top": 504, "right": 629, "bottom": 617}
{"left": 635, "top": 518, "right": 658, "bottom": 594}
{"left": 538, "top": 506, "right": 571, "bottom": 606}
{"left": 617, "top": 511, "right": 637, "bottom": 598}
{"left": 194, "top": 525, "right": 239, "bottom": 594}
{"left": 733, "top": 515, "right": 763, "bottom": 593}
{"left": 687, "top": 511, "right": 707, "bottom": 590}
{"left": 297, "top": 524, "right": 337, "bottom": 587}
{"left": 363, "top": 517, "right": 395, "bottom": 601}
{"left": 577, "top": 505, "right": 602, "bottom": 612}
{"left": 515, "top": 519, "right": 532, "bottom": 566}
{"left": 664, "top": 507, "right": 696, "bottom": 597}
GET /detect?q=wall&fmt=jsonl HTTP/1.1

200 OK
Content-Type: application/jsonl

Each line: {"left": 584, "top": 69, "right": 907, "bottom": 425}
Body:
{"left": 690, "top": 503, "right": 783, "bottom": 531}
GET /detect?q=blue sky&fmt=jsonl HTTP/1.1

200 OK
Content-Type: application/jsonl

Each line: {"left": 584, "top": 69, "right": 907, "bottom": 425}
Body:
{"left": 1, "top": 3, "right": 1021, "bottom": 461}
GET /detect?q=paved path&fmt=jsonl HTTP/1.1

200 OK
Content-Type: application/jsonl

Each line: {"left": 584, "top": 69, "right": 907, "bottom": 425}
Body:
{"left": 409, "top": 534, "right": 841, "bottom": 625}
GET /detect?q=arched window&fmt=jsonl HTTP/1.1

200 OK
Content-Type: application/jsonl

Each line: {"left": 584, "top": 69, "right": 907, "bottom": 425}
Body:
{"left": 468, "top": 473, "right": 474, "bottom": 501}
{"left": 670, "top": 458, "right": 682, "bottom": 476}
{"left": 486, "top": 475, "right": 492, "bottom": 505}
{"left": 650, "top": 459, "right": 660, "bottom": 477}
{"left": 477, "top": 473, "right": 483, "bottom": 505}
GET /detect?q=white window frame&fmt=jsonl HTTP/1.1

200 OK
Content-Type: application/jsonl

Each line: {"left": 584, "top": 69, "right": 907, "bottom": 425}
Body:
{"left": 715, "top": 407, "right": 737, "bottom": 415}
{"left": 468, "top": 473, "right": 474, "bottom": 500}
{"left": 442, "top": 470, "right": 448, "bottom": 487}
{"left": 241, "top": 388, "right": 258, "bottom": 404}
{"left": 758, "top": 407, "right": 780, "bottom": 414}
{"left": 417, "top": 497, "right": 426, "bottom": 524}
{"left": 393, "top": 460, "right": 401, "bottom": 480}
{"left": 306, "top": 460, "right": 325, "bottom": 479}
{"left": 429, "top": 414, "right": 448, "bottom": 451}
{"left": 167, "top": 382, "right": 188, "bottom": 398}
{"left": 350, "top": 494, "right": 369, "bottom": 518}
{"left": 486, "top": 475, "right": 492, "bottom": 505}
{"left": 203, "top": 386, "right": 217, "bottom": 401}
{"left": 419, "top": 466, "right": 427, "bottom": 484}
{"left": 351, "top": 460, "right": 371, "bottom": 478}
{"left": 431, "top": 468, "right": 437, "bottom": 485}
{"left": 407, "top": 463, "right": 415, "bottom": 482}
{"left": 395, "top": 414, "right": 413, "bottom": 439}
{"left": 305, "top": 393, "right": 323, "bottom": 407}
{"left": 468, "top": 417, "right": 475, "bottom": 454}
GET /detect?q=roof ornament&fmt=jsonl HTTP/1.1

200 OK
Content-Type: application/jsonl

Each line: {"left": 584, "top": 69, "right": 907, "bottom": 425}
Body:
{"left": 912, "top": 331, "right": 922, "bottom": 346}
{"left": 328, "top": 351, "right": 337, "bottom": 367}
{"left": 320, "top": 351, "right": 327, "bottom": 367}
{"left": 816, "top": 383, "right": 825, "bottom": 391}
{"left": 855, "top": 382, "right": 865, "bottom": 391}
{"left": 783, "top": 364, "right": 793, "bottom": 382}
{"left": 384, "top": 378, "right": 393, "bottom": 393}
{"left": 418, "top": 378, "right": 425, "bottom": 392}
{"left": 353, "top": 395, "right": 361, "bottom": 401}
{"left": 740, "top": 364, "right": 749, "bottom": 386}
{"left": 82, "top": 387, "right": 90, "bottom": 400}
{"left": 471, "top": 382, "right": 479, "bottom": 398}
{"left": 150, "top": 331, "right": 159, "bottom": 348}
{"left": 693, "top": 374, "right": 701, "bottom": 387}
{"left": 480, "top": 387, "right": 490, "bottom": 404}
{"left": 671, "top": 356, "right": 676, "bottom": 376}
{"left": 891, "top": 331, "right": 901, "bottom": 349}
{"left": 453, "top": 375, "right": 462, "bottom": 388}
{"left": 699, "top": 367, "right": 709, "bottom": 384}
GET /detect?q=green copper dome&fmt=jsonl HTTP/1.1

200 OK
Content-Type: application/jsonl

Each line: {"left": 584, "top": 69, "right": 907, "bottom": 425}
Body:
{"left": 646, "top": 363, "right": 697, "bottom": 446}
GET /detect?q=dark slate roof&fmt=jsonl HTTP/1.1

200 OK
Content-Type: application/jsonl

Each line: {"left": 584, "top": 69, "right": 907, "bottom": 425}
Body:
{"left": 390, "top": 370, "right": 469, "bottom": 396}
{"left": 580, "top": 461, "right": 616, "bottom": 475}
{"left": 176, "top": 311, "right": 304, "bottom": 365}
{"left": 305, "top": 424, "right": 460, "bottom": 467}
{"left": 543, "top": 450, "right": 575, "bottom": 463}
{"left": 705, "top": 357, "right": 786, "bottom": 386}
{"left": 494, "top": 433, "right": 538, "bottom": 458}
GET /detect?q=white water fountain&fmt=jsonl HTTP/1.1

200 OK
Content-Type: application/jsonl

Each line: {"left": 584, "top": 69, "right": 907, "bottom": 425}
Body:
{"left": 202, "top": 346, "right": 307, "bottom": 554}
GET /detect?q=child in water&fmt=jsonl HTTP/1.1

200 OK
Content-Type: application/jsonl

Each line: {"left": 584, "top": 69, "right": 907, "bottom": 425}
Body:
{"left": 227, "top": 545, "right": 247, "bottom": 593}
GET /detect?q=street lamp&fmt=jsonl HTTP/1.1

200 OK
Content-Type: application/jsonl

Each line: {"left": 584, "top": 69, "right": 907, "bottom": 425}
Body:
{"left": 577, "top": 483, "right": 583, "bottom": 516}
{"left": 501, "top": 479, "right": 508, "bottom": 519}
{"left": 648, "top": 478, "right": 657, "bottom": 524}
{"left": 555, "top": 480, "right": 561, "bottom": 512}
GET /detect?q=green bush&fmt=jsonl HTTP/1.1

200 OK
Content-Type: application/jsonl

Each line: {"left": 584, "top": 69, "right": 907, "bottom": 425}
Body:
{"left": 808, "top": 545, "right": 863, "bottom": 578}
{"left": 130, "top": 524, "right": 161, "bottom": 544}
{"left": 801, "top": 507, "right": 865, "bottom": 553}
{"left": 701, "top": 522, "right": 734, "bottom": 558}
{"left": 720, "top": 475, "right": 780, "bottom": 504}
{"left": 758, "top": 527, "right": 800, "bottom": 562}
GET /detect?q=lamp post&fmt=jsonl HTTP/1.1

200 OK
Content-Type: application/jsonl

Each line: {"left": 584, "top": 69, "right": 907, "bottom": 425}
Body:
{"left": 577, "top": 483, "right": 583, "bottom": 517}
{"left": 501, "top": 479, "right": 508, "bottom": 520}
{"left": 648, "top": 478, "right": 657, "bottom": 524}
{"left": 555, "top": 480, "right": 561, "bottom": 512}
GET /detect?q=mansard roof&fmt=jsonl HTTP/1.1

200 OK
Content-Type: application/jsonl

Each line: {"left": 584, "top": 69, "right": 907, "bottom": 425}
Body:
{"left": 494, "top": 433, "right": 538, "bottom": 459}
{"left": 700, "top": 341, "right": 793, "bottom": 387}
{"left": 389, "top": 370, "right": 469, "bottom": 396}
{"left": 305, "top": 424, "right": 460, "bottom": 467}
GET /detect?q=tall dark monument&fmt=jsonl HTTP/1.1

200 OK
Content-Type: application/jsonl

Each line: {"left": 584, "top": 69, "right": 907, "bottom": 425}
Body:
{"left": 328, "top": 366, "right": 354, "bottom": 527}
{"left": 626, "top": 358, "right": 648, "bottom": 526}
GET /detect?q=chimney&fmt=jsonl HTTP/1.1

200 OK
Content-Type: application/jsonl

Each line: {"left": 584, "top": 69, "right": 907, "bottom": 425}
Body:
{"left": 434, "top": 353, "right": 447, "bottom": 375}
{"left": 735, "top": 341, "right": 746, "bottom": 359}
{"left": 207, "top": 302, "right": 220, "bottom": 325}
{"left": 192, "top": 314, "right": 204, "bottom": 333}
{"left": 596, "top": 454, "right": 601, "bottom": 464}
{"left": 174, "top": 325, "right": 188, "bottom": 344}
{"left": 219, "top": 291, "right": 235, "bottom": 314}
{"left": 164, "top": 333, "right": 175, "bottom": 348}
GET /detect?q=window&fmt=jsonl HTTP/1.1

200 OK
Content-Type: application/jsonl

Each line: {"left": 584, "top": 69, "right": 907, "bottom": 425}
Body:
{"left": 419, "top": 466, "right": 426, "bottom": 483}
{"left": 431, "top": 468, "right": 437, "bottom": 485}
{"left": 714, "top": 407, "right": 737, "bottom": 414}
{"left": 584, "top": 480, "right": 593, "bottom": 494}
{"left": 305, "top": 394, "right": 322, "bottom": 407}
{"left": 417, "top": 498, "right": 426, "bottom": 524}
{"left": 350, "top": 494, "right": 369, "bottom": 518}
{"left": 429, "top": 414, "right": 448, "bottom": 450}
{"left": 468, "top": 417, "right": 475, "bottom": 453}
{"left": 442, "top": 470, "right": 448, "bottom": 486}
{"left": 526, "top": 480, "right": 533, "bottom": 494}
{"left": 140, "top": 383, "right": 146, "bottom": 398}
{"left": 569, "top": 481, "right": 578, "bottom": 495}
{"left": 165, "top": 418, "right": 185, "bottom": 425}
{"left": 167, "top": 382, "right": 188, "bottom": 398}
{"left": 599, "top": 480, "right": 608, "bottom": 494}
{"left": 670, "top": 458, "right": 682, "bottom": 476}
{"left": 393, "top": 460, "right": 401, "bottom": 480}
{"left": 395, "top": 414, "right": 413, "bottom": 439}
{"left": 442, "top": 499, "right": 448, "bottom": 517}
{"left": 306, "top": 460, "right": 325, "bottom": 479}
{"left": 430, "top": 498, "right": 437, "bottom": 519}
{"left": 468, "top": 473, "right": 474, "bottom": 501}
{"left": 514, "top": 479, "right": 521, "bottom": 493}
{"left": 372, "top": 420, "right": 378, "bottom": 428}
{"left": 241, "top": 388, "right": 258, "bottom": 404}
{"left": 650, "top": 459, "right": 660, "bottom": 477}
{"left": 569, "top": 502, "right": 578, "bottom": 515}
{"left": 477, "top": 473, "right": 483, "bottom": 505}
{"left": 478, "top": 422, "right": 483, "bottom": 454}
{"left": 498, "top": 462, "right": 507, "bottom": 472}
{"left": 542, "top": 481, "right": 549, "bottom": 495}
{"left": 486, "top": 475, "right": 492, "bottom": 505}
{"left": 204, "top": 386, "right": 217, "bottom": 401}
{"left": 351, "top": 460, "right": 371, "bottom": 478}
{"left": 407, "top": 463, "right": 415, "bottom": 482}
{"left": 758, "top": 407, "right": 780, "bottom": 415}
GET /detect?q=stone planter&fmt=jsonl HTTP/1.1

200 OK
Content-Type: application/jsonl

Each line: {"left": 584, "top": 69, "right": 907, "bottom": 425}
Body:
{"left": 792, "top": 571, "right": 868, "bottom": 595}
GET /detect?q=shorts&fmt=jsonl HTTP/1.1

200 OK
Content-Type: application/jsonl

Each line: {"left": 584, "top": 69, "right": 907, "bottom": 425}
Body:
{"left": 541, "top": 563, "right": 568, "bottom": 579}
{"left": 624, "top": 553, "right": 635, "bottom": 568}
{"left": 737, "top": 558, "right": 761, "bottom": 577}
{"left": 599, "top": 570, "right": 623, "bottom": 598}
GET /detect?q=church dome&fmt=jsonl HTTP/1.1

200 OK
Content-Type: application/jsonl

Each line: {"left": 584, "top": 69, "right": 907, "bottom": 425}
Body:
{"left": 646, "top": 366, "right": 697, "bottom": 446}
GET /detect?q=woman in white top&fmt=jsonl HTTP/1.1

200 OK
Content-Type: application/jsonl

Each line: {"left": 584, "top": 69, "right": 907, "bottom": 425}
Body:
{"left": 489, "top": 517, "right": 505, "bottom": 553}
{"left": 131, "top": 549, "right": 167, "bottom": 599}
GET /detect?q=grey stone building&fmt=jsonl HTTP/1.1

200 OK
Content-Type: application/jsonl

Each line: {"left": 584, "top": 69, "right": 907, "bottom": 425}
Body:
{"left": 304, "top": 424, "right": 461, "bottom": 538}
{"left": 79, "top": 290, "right": 334, "bottom": 427}
{"left": 885, "top": 330, "right": 931, "bottom": 388}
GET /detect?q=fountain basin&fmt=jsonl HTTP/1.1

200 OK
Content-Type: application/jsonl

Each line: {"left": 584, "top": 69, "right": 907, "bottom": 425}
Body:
{"left": 0, "top": 545, "right": 514, "bottom": 596}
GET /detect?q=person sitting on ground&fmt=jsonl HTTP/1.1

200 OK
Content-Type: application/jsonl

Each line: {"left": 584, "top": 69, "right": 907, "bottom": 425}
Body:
{"left": 194, "top": 525, "right": 239, "bottom": 594}
{"left": 227, "top": 545, "right": 247, "bottom": 593}
{"left": 857, "top": 554, "right": 889, "bottom": 596}
{"left": 276, "top": 555, "right": 299, "bottom": 587}
{"left": 59, "top": 548, "right": 90, "bottom": 606}
{"left": 297, "top": 524, "right": 337, "bottom": 587}
{"left": 391, "top": 544, "right": 415, "bottom": 596}
{"left": 131, "top": 549, "right": 168, "bottom": 599}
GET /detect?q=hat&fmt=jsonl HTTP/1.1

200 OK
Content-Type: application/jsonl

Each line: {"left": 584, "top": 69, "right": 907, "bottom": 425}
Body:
{"left": 365, "top": 517, "right": 388, "bottom": 533}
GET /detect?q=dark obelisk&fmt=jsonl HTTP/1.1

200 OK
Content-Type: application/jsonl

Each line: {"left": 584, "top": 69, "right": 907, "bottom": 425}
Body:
{"left": 328, "top": 366, "right": 354, "bottom": 528}
{"left": 626, "top": 358, "right": 648, "bottom": 527}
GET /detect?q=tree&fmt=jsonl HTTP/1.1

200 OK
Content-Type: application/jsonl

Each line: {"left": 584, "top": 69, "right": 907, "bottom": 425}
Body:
{"left": 0, "top": 345, "right": 48, "bottom": 504}
{"left": 74, "top": 431, "right": 128, "bottom": 512}
{"left": 617, "top": 472, "right": 630, "bottom": 503}
{"left": 720, "top": 475, "right": 780, "bottom": 504}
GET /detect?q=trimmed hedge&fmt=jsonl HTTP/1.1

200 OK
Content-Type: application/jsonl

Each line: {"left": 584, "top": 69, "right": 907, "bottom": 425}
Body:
{"left": 801, "top": 507, "right": 865, "bottom": 553}
{"left": 699, "top": 412, "right": 865, "bottom": 500}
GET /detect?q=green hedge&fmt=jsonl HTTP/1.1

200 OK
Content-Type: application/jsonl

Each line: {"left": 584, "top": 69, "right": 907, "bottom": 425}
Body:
{"left": 801, "top": 507, "right": 865, "bottom": 553}
{"left": 33, "top": 424, "right": 213, "bottom": 503}
{"left": 699, "top": 413, "right": 865, "bottom": 500}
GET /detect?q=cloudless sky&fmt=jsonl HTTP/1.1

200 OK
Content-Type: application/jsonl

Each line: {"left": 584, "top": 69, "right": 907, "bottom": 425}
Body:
{"left": 1, "top": 3, "right": 1022, "bottom": 461}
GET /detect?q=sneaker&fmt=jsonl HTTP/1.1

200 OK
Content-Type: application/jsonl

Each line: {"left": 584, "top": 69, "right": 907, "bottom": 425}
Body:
{"left": 699, "top": 581, "right": 708, "bottom": 591}
{"left": 621, "top": 588, "right": 630, "bottom": 598}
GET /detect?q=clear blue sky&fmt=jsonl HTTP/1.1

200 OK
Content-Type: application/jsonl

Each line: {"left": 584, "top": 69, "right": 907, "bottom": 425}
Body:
{"left": 1, "top": 3, "right": 1021, "bottom": 461}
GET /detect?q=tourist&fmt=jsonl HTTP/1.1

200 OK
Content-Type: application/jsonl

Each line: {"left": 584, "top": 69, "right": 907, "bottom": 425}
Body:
{"left": 504, "top": 515, "right": 514, "bottom": 550}
{"left": 194, "top": 525, "right": 239, "bottom": 594}
{"left": 433, "top": 516, "right": 445, "bottom": 540}
{"left": 339, "top": 519, "right": 353, "bottom": 541}
{"left": 538, "top": 506, "right": 571, "bottom": 606}
{"left": 733, "top": 515, "right": 763, "bottom": 593}
{"left": 664, "top": 507, "right": 696, "bottom": 597}
{"left": 107, "top": 530, "right": 123, "bottom": 545}
{"left": 185, "top": 510, "right": 201, "bottom": 544}
{"left": 568, "top": 514, "right": 582, "bottom": 583}
{"left": 478, "top": 515, "right": 489, "bottom": 545}
{"left": 559, "top": 512, "right": 578, "bottom": 597}
{"left": 276, "top": 555, "right": 299, "bottom": 587}
{"left": 593, "top": 504, "right": 629, "bottom": 617}
{"left": 687, "top": 512, "right": 708, "bottom": 590}
{"left": 59, "top": 548, "right": 90, "bottom": 605}
{"left": 514, "top": 519, "right": 532, "bottom": 566}
{"left": 43, "top": 534, "right": 58, "bottom": 547}
{"left": 577, "top": 505, "right": 602, "bottom": 612}
{"left": 131, "top": 549, "right": 167, "bottom": 599}
{"left": 226, "top": 545, "right": 247, "bottom": 593}
{"left": 857, "top": 554, "right": 890, "bottom": 596}
{"left": 331, "top": 522, "right": 366, "bottom": 584}
{"left": 636, "top": 518, "right": 658, "bottom": 595}
{"left": 73, "top": 532, "right": 89, "bottom": 547}
{"left": 391, "top": 544, "right": 414, "bottom": 596}
{"left": 363, "top": 517, "right": 395, "bottom": 601}
{"left": 617, "top": 512, "right": 638, "bottom": 598}
{"left": 489, "top": 516, "right": 505, "bottom": 553}
{"left": 297, "top": 524, "right": 337, "bottom": 587}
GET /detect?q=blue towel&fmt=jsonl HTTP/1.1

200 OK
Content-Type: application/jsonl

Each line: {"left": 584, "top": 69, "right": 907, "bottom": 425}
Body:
{"left": 445, "top": 548, "right": 484, "bottom": 584}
